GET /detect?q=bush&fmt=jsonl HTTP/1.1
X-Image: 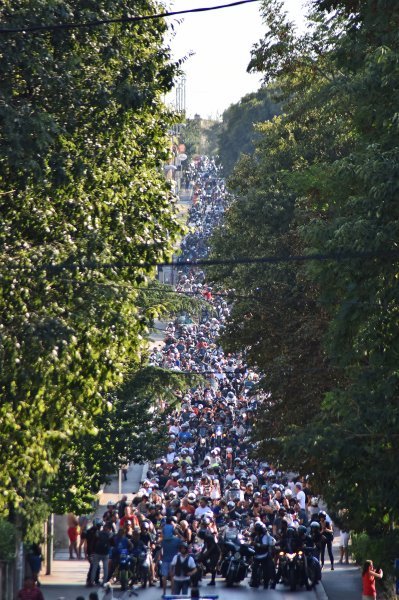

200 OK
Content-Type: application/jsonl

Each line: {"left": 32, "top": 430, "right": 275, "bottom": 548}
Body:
{"left": 0, "top": 519, "right": 16, "bottom": 561}
{"left": 351, "top": 531, "right": 399, "bottom": 599}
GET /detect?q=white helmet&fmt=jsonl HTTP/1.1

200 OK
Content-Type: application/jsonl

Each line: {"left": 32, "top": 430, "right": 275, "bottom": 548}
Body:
{"left": 285, "top": 488, "right": 293, "bottom": 498}
{"left": 232, "top": 480, "right": 241, "bottom": 489}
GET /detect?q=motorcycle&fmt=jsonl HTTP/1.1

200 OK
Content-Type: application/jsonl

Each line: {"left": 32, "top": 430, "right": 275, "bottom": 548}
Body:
{"left": 137, "top": 548, "right": 151, "bottom": 588}
{"left": 249, "top": 548, "right": 276, "bottom": 589}
{"left": 277, "top": 550, "right": 311, "bottom": 592}
{"left": 118, "top": 548, "right": 134, "bottom": 591}
{"left": 220, "top": 540, "right": 255, "bottom": 586}
{"left": 304, "top": 547, "right": 322, "bottom": 587}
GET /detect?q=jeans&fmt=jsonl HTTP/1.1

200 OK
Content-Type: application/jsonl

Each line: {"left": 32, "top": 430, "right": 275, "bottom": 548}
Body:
{"left": 321, "top": 538, "right": 334, "bottom": 567}
{"left": 90, "top": 553, "right": 109, "bottom": 584}
{"left": 173, "top": 579, "right": 190, "bottom": 594}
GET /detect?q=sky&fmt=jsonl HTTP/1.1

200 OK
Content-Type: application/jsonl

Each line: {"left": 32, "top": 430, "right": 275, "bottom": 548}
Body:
{"left": 168, "top": 0, "right": 307, "bottom": 119}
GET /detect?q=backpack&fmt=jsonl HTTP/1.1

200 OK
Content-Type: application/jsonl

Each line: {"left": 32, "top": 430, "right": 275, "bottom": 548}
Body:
{"left": 95, "top": 531, "right": 111, "bottom": 554}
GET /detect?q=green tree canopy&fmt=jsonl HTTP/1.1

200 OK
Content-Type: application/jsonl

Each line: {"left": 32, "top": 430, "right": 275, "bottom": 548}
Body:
{"left": 218, "top": 87, "right": 281, "bottom": 177}
{"left": 0, "top": 0, "right": 184, "bottom": 522}
{"left": 209, "top": 0, "right": 399, "bottom": 545}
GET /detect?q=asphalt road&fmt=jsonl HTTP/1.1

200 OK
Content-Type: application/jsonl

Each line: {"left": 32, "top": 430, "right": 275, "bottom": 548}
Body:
{"left": 101, "top": 578, "right": 319, "bottom": 600}
{"left": 43, "top": 577, "right": 321, "bottom": 600}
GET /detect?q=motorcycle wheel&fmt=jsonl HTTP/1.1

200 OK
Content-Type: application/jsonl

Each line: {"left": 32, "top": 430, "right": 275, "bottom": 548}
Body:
{"left": 120, "top": 569, "right": 129, "bottom": 591}
{"left": 289, "top": 569, "right": 296, "bottom": 592}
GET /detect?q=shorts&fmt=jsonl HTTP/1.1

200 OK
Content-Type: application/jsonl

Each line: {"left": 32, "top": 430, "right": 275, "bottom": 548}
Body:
{"left": 160, "top": 561, "right": 171, "bottom": 577}
{"left": 362, "top": 595, "right": 375, "bottom": 600}
{"left": 340, "top": 531, "right": 350, "bottom": 547}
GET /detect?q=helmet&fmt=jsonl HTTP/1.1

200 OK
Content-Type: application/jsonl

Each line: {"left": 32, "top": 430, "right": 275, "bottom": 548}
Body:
{"left": 187, "top": 492, "right": 196, "bottom": 503}
{"left": 169, "top": 490, "right": 178, "bottom": 499}
{"left": 310, "top": 497, "right": 319, "bottom": 507}
{"left": 254, "top": 522, "right": 265, "bottom": 534}
{"left": 310, "top": 521, "right": 321, "bottom": 529}
{"left": 93, "top": 518, "right": 103, "bottom": 527}
{"left": 232, "top": 480, "right": 240, "bottom": 489}
{"left": 318, "top": 511, "right": 327, "bottom": 519}
{"left": 298, "top": 525, "right": 307, "bottom": 536}
{"left": 227, "top": 501, "right": 235, "bottom": 509}
{"left": 107, "top": 500, "right": 115, "bottom": 507}
{"left": 284, "top": 489, "right": 293, "bottom": 498}
{"left": 179, "top": 541, "right": 188, "bottom": 549}
{"left": 287, "top": 527, "right": 296, "bottom": 538}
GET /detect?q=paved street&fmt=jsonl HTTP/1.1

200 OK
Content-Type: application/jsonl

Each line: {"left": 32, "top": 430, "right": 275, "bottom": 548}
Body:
{"left": 40, "top": 576, "right": 322, "bottom": 600}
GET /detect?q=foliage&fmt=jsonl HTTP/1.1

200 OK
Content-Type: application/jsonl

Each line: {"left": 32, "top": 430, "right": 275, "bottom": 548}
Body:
{"left": 180, "top": 117, "right": 222, "bottom": 161}
{"left": 0, "top": 519, "right": 16, "bottom": 561}
{"left": 46, "top": 366, "right": 199, "bottom": 515}
{"left": 0, "top": 0, "right": 184, "bottom": 526}
{"left": 209, "top": 0, "right": 399, "bottom": 544}
{"left": 218, "top": 87, "right": 281, "bottom": 177}
{"left": 180, "top": 118, "right": 202, "bottom": 160}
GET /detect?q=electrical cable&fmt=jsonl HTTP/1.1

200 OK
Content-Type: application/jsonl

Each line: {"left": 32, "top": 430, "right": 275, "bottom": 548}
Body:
{"left": 1, "top": 248, "right": 398, "bottom": 275}
{"left": 0, "top": 0, "right": 260, "bottom": 35}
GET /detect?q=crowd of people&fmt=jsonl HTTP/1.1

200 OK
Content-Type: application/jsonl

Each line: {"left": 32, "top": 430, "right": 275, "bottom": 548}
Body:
{"left": 75, "top": 157, "right": 346, "bottom": 596}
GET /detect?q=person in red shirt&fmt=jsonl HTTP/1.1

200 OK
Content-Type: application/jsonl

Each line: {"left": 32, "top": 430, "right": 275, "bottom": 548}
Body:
{"left": 17, "top": 577, "right": 44, "bottom": 600}
{"left": 362, "top": 559, "right": 383, "bottom": 600}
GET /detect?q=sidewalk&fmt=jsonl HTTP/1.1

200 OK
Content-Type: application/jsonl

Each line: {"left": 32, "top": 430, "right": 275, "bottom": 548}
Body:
{"left": 41, "top": 463, "right": 145, "bottom": 600}
{"left": 315, "top": 529, "right": 362, "bottom": 600}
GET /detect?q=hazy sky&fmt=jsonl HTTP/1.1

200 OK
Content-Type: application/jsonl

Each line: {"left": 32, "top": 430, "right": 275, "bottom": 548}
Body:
{"left": 168, "top": 0, "right": 307, "bottom": 118}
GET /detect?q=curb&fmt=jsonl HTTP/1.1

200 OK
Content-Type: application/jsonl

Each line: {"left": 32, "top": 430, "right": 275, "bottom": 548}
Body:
{"left": 314, "top": 580, "right": 329, "bottom": 600}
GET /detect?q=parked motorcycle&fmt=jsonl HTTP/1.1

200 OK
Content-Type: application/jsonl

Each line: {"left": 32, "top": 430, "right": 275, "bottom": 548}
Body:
{"left": 118, "top": 548, "right": 133, "bottom": 591}
{"left": 220, "top": 540, "right": 255, "bottom": 586}
{"left": 304, "top": 548, "right": 322, "bottom": 587}
{"left": 276, "top": 550, "right": 311, "bottom": 592}
{"left": 249, "top": 548, "right": 276, "bottom": 589}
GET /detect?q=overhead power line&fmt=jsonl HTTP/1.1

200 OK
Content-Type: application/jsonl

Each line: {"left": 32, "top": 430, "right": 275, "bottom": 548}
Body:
{"left": 0, "top": 0, "right": 260, "bottom": 35}
{"left": 39, "top": 249, "right": 399, "bottom": 272}
{"left": 1, "top": 249, "right": 399, "bottom": 275}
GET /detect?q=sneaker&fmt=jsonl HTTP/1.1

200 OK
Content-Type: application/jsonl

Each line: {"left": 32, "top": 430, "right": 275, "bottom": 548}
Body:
{"left": 207, "top": 581, "right": 215, "bottom": 586}
{"left": 331, "top": 566, "right": 335, "bottom": 570}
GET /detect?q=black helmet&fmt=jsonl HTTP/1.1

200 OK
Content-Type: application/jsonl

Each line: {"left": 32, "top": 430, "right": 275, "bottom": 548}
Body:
{"left": 286, "top": 527, "right": 296, "bottom": 538}
{"left": 254, "top": 522, "right": 265, "bottom": 534}
{"left": 319, "top": 511, "right": 327, "bottom": 519}
{"left": 298, "top": 525, "right": 307, "bottom": 536}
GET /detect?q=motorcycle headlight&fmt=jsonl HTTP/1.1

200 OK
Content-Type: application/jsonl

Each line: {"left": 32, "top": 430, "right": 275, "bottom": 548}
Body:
{"left": 234, "top": 552, "right": 241, "bottom": 559}
{"left": 279, "top": 552, "right": 285, "bottom": 557}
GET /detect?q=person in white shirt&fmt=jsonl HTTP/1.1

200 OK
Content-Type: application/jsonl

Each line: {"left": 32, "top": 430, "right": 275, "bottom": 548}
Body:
{"left": 295, "top": 482, "right": 308, "bottom": 525}
{"left": 194, "top": 498, "right": 213, "bottom": 519}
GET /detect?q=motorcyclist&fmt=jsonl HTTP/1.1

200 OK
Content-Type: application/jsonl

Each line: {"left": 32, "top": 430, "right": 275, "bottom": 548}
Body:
{"left": 249, "top": 522, "right": 276, "bottom": 589}
{"left": 196, "top": 528, "right": 221, "bottom": 586}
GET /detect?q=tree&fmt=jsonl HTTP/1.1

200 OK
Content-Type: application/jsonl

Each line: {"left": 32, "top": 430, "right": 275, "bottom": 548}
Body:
{"left": 210, "top": 0, "right": 399, "bottom": 546}
{"left": 218, "top": 87, "right": 281, "bottom": 177}
{"left": 0, "top": 0, "right": 184, "bottom": 524}
{"left": 45, "top": 366, "right": 200, "bottom": 516}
